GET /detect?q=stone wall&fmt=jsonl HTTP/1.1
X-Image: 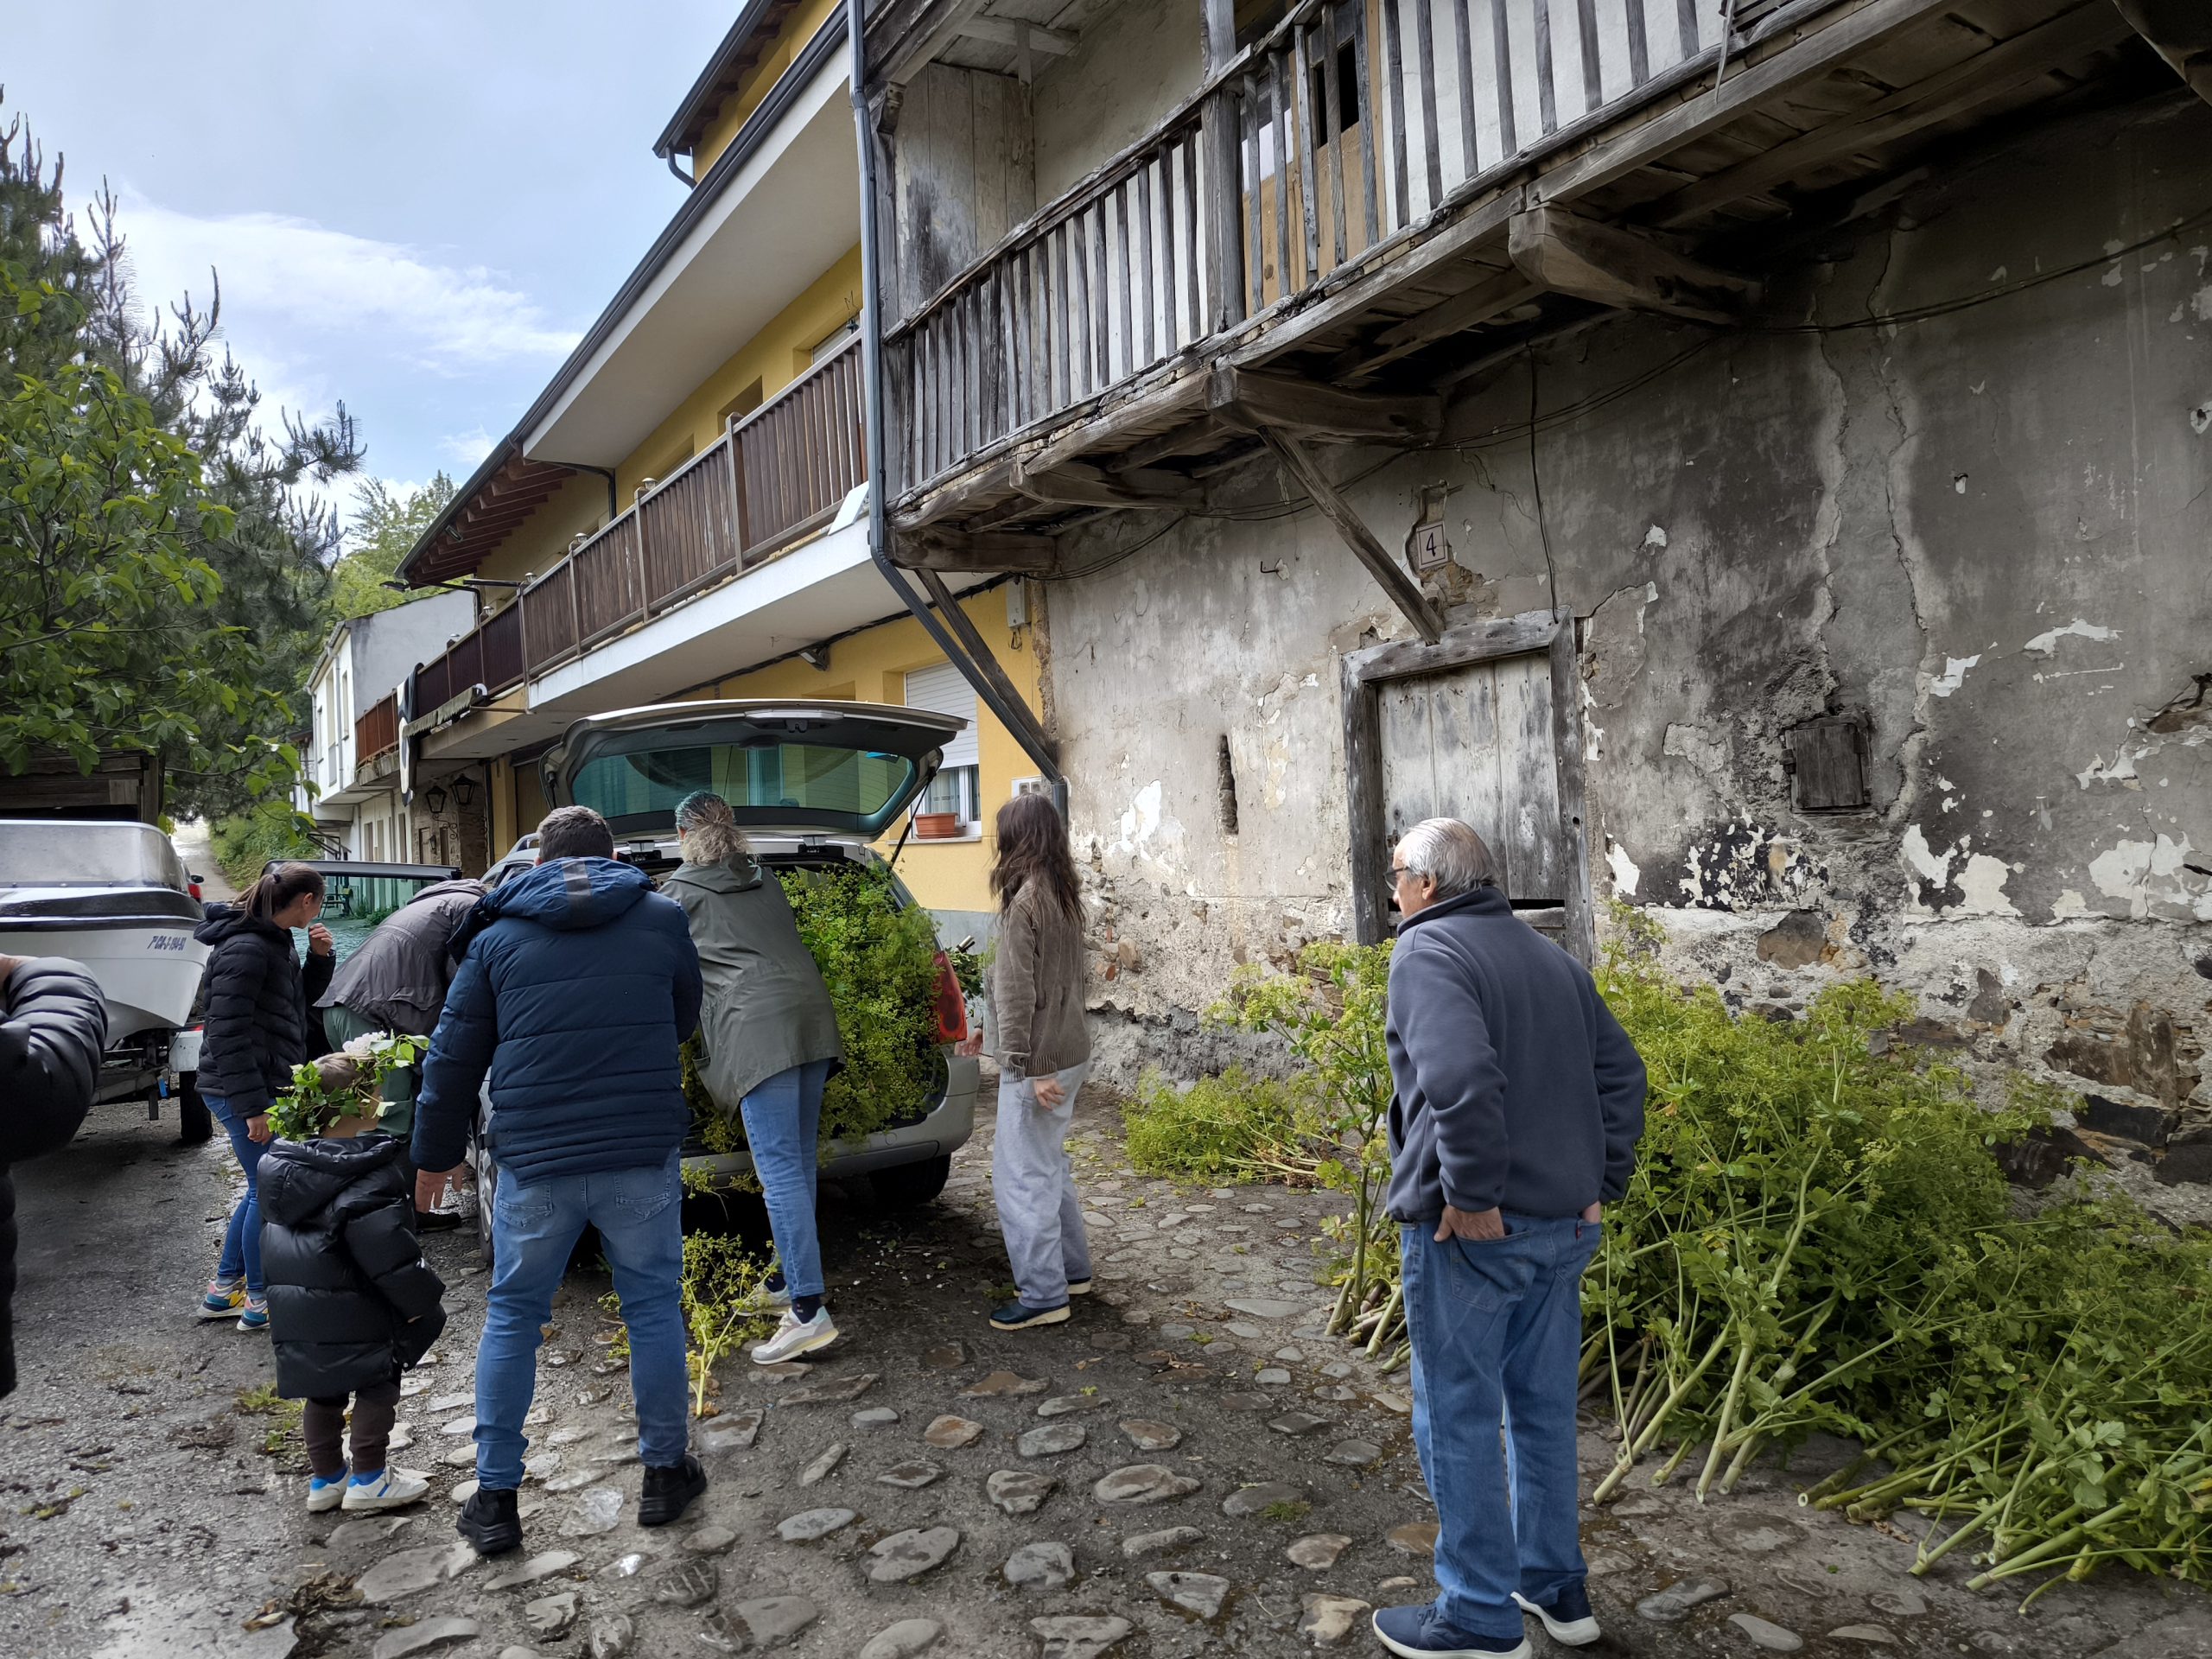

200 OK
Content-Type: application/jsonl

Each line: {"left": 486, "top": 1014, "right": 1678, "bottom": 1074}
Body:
{"left": 1039, "top": 91, "right": 2212, "bottom": 1220}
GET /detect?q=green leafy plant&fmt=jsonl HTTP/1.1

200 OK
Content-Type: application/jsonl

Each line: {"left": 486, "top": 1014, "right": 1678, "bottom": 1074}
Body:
{"left": 1211, "top": 942, "right": 1399, "bottom": 1342}
{"left": 679, "top": 1234, "right": 774, "bottom": 1418}
{"left": 683, "top": 866, "right": 950, "bottom": 1159}
{"left": 1122, "top": 1065, "right": 1319, "bottom": 1184}
{"left": 209, "top": 800, "right": 323, "bottom": 890}
{"left": 265, "top": 1033, "right": 423, "bottom": 1141}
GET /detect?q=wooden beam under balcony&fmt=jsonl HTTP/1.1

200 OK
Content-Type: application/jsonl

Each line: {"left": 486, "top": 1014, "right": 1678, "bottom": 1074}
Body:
{"left": 1507, "top": 207, "right": 1758, "bottom": 327}
{"left": 2114, "top": 0, "right": 2212, "bottom": 104}
{"left": 1207, "top": 366, "right": 1440, "bottom": 444}
{"left": 893, "top": 530, "right": 1058, "bottom": 574}
{"left": 1331, "top": 270, "right": 1543, "bottom": 383}
{"left": 1258, "top": 429, "right": 1443, "bottom": 645}
{"left": 1013, "top": 461, "right": 1205, "bottom": 512}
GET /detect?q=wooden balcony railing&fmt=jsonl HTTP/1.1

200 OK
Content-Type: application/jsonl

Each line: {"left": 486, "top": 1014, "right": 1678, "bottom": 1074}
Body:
{"left": 353, "top": 692, "right": 399, "bottom": 767}
{"left": 887, "top": 0, "right": 1720, "bottom": 499}
{"left": 405, "top": 336, "right": 866, "bottom": 723}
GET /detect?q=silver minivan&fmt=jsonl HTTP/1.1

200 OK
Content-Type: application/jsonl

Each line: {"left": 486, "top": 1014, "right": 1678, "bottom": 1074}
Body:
{"left": 469, "top": 700, "right": 981, "bottom": 1259}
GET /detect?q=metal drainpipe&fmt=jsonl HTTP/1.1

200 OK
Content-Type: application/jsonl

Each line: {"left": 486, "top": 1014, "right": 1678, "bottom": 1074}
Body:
{"left": 845, "top": 0, "right": 1067, "bottom": 812}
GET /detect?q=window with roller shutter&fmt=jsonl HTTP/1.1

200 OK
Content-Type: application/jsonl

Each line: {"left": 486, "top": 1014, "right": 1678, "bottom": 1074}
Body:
{"left": 903, "top": 661, "right": 981, "bottom": 826}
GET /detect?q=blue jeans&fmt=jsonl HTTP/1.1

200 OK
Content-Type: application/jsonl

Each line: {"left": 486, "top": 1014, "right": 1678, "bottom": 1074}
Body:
{"left": 208, "top": 1095, "right": 270, "bottom": 1296}
{"left": 1401, "top": 1213, "right": 1603, "bottom": 1640}
{"left": 741, "top": 1059, "right": 831, "bottom": 1301}
{"left": 476, "top": 1149, "right": 689, "bottom": 1488}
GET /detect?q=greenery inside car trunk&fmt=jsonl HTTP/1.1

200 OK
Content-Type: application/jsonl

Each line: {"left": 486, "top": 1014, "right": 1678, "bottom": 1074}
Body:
{"left": 683, "top": 864, "right": 974, "bottom": 1160}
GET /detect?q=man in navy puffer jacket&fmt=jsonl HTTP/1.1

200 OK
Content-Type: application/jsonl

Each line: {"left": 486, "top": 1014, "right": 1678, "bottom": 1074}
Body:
{"left": 413, "top": 806, "right": 703, "bottom": 1555}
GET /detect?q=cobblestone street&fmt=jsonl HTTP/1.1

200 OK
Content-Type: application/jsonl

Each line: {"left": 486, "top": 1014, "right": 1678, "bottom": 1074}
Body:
{"left": 5, "top": 1083, "right": 2209, "bottom": 1659}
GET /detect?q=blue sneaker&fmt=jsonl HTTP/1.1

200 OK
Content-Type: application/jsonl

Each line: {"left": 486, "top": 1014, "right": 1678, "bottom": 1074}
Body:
{"left": 307, "top": 1465, "right": 349, "bottom": 1513}
{"left": 1371, "top": 1603, "right": 1530, "bottom": 1659}
{"left": 238, "top": 1297, "right": 270, "bottom": 1333}
{"left": 988, "top": 1300, "right": 1070, "bottom": 1331}
{"left": 196, "top": 1276, "right": 245, "bottom": 1320}
{"left": 1513, "top": 1583, "right": 1601, "bottom": 1647}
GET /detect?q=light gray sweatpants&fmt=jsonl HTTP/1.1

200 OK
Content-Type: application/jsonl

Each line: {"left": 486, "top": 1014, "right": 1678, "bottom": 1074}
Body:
{"left": 992, "top": 1062, "right": 1094, "bottom": 1309}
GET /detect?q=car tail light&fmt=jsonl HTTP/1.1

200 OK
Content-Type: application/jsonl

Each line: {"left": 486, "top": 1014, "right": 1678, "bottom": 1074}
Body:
{"left": 931, "top": 950, "right": 969, "bottom": 1045}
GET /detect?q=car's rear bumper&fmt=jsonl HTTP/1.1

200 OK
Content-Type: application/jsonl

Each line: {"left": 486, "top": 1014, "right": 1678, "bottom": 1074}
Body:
{"left": 681, "top": 1054, "right": 978, "bottom": 1189}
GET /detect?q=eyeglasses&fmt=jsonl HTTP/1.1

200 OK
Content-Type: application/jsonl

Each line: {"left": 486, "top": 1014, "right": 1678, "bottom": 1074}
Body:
{"left": 1389, "top": 865, "right": 1413, "bottom": 880}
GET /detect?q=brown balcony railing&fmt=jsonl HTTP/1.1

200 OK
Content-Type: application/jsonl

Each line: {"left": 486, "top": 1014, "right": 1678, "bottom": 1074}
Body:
{"left": 354, "top": 692, "right": 399, "bottom": 767}
{"left": 886, "top": 0, "right": 1720, "bottom": 499}
{"left": 404, "top": 337, "right": 866, "bottom": 722}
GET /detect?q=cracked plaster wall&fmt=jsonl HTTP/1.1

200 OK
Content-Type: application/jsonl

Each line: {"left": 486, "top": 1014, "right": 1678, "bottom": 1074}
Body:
{"left": 1039, "top": 93, "right": 2212, "bottom": 1209}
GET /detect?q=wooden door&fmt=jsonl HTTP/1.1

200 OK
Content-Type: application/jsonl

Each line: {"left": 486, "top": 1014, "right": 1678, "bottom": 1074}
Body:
{"left": 1342, "top": 609, "right": 1592, "bottom": 957}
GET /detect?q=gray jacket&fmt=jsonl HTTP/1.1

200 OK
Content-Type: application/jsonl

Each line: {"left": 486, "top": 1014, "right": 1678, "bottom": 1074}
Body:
{"left": 662, "top": 856, "right": 842, "bottom": 1109}
{"left": 988, "top": 881, "right": 1090, "bottom": 1080}
{"left": 1383, "top": 887, "right": 1645, "bottom": 1223}
{"left": 319, "top": 879, "right": 486, "bottom": 1036}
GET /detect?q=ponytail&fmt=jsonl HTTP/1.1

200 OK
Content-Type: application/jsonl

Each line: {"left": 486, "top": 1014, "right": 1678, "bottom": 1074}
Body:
{"left": 248, "top": 861, "right": 326, "bottom": 922}
{"left": 674, "top": 791, "right": 749, "bottom": 867}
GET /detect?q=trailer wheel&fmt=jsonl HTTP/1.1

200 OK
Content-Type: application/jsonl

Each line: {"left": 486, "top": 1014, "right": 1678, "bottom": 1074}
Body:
{"left": 175, "top": 1073, "right": 213, "bottom": 1145}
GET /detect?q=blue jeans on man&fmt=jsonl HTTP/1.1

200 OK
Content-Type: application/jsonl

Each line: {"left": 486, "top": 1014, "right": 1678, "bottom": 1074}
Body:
{"left": 474, "top": 1149, "right": 689, "bottom": 1488}
{"left": 1400, "top": 1212, "right": 1603, "bottom": 1643}
{"left": 740, "top": 1058, "right": 831, "bottom": 1300}
{"left": 208, "top": 1095, "right": 270, "bottom": 1296}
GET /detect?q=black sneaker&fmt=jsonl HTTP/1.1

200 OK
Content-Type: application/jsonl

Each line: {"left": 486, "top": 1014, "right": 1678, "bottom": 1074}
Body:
{"left": 639, "top": 1454, "right": 708, "bottom": 1527}
{"left": 1512, "top": 1581, "right": 1600, "bottom": 1647}
{"left": 457, "top": 1485, "right": 521, "bottom": 1555}
{"left": 989, "top": 1299, "right": 1071, "bottom": 1330}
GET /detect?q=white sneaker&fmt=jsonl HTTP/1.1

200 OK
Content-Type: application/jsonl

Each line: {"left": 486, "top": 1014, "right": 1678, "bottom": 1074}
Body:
{"left": 751, "top": 1307, "right": 838, "bottom": 1364}
{"left": 340, "top": 1467, "right": 430, "bottom": 1510}
{"left": 306, "top": 1467, "right": 349, "bottom": 1513}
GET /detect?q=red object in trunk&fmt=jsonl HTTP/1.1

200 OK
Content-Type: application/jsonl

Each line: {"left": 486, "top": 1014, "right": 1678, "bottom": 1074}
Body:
{"left": 932, "top": 950, "right": 969, "bottom": 1044}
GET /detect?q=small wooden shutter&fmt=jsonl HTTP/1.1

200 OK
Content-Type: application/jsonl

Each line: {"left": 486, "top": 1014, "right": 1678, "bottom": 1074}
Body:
{"left": 903, "top": 661, "right": 980, "bottom": 770}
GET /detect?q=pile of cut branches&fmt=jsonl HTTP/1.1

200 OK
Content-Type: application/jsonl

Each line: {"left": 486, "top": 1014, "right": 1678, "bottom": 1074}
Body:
{"left": 1187, "top": 921, "right": 2212, "bottom": 1599}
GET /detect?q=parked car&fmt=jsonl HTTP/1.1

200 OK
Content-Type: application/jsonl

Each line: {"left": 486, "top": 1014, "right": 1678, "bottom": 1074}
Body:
{"left": 0, "top": 818, "right": 213, "bottom": 1139}
{"left": 468, "top": 700, "right": 981, "bottom": 1262}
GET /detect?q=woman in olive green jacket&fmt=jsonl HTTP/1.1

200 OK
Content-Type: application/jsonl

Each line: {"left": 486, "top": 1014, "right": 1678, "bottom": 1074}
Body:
{"left": 662, "top": 792, "right": 842, "bottom": 1364}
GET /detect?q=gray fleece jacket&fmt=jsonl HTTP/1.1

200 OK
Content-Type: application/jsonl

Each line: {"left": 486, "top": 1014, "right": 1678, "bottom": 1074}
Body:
{"left": 1383, "top": 887, "right": 1646, "bottom": 1222}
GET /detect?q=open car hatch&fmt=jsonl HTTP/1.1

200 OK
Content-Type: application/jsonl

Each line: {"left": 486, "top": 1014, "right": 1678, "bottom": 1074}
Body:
{"left": 543, "top": 700, "right": 966, "bottom": 842}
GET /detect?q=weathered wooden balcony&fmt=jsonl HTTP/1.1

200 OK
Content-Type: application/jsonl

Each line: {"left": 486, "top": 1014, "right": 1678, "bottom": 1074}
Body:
{"left": 405, "top": 337, "right": 867, "bottom": 721}
{"left": 873, "top": 0, "right": 2158, "bottom": 593}
{"left": 353, "top": 693, "right": 400, "bottom": 769}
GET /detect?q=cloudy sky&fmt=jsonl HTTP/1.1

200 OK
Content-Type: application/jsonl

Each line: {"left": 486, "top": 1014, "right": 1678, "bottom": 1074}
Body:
{"left": 11, "top": 1, "right": 738, "bottom": 516}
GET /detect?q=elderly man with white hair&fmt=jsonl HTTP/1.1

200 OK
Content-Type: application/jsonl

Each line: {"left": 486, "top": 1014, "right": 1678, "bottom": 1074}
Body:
{"left": 1371, "top": 819, "right": 1646, "bottom": 1659}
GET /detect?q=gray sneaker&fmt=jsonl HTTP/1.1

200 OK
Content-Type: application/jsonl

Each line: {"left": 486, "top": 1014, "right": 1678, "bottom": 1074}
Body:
{"left": 751, "top": 1307, "right": 837, "bottom": 1364}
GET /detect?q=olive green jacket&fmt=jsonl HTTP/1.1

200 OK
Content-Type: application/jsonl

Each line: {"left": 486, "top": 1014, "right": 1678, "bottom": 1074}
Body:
{"left": 662, "top": 857, "right": 842, "bottom": 1109}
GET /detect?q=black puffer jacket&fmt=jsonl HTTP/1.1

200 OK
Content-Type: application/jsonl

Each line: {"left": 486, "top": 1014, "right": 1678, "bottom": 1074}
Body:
{"left": 194, "top": 907, "right": 334, "bottom": 1116}
{"left": 1, "top": 958, "right": 107, "bottom": 1397}
{"left": 258, "top": 1135, "right": 445, "bottom": 1399}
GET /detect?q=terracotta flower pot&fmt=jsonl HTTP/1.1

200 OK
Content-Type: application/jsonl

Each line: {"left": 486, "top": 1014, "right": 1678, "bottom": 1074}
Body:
{"left": 913, "top": 811, "right": 962, "bottom": 839}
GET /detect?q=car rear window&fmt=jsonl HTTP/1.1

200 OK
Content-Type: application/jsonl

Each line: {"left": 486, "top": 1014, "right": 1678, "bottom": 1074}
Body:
{"left": 569, "top": 741, "right": 916, "bottom": 826}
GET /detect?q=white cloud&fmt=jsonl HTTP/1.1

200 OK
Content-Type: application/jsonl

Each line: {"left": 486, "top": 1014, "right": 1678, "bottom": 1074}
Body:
{"left": 436, "top": 427, "right": 497, "bottom": 468}
{"left": 107, "top": 191, "right": 581, "bottom": 375}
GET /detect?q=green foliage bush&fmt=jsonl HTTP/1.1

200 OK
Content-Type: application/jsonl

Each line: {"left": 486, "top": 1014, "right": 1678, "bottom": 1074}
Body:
{"left": 209, "top": 801, "right": 320, "bottom": 891}
{"left": 1122, "top": 1066, "right": 1318, "bottom": 1183}
{"left": 683, "top": 864, "right": 949, "bottom": 1158}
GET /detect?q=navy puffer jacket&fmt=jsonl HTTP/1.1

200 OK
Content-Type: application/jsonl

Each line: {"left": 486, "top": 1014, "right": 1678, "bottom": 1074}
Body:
{"left": 259, "top": 1135, "right": 445, "bottom": 1398}
{"left": 411, "top": 857, "right": 702, "bottom": 1187}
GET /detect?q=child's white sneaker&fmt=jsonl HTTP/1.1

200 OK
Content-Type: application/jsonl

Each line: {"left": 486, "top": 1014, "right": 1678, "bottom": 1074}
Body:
{"left": 307, "top": 1465, "right": 349, "bottom": 1513}
{"left": 751, "top": 1307, "right": 837, "bottom": 1364}
{"left": 341, "top": 1466, "right": 429, "bottom": 1510}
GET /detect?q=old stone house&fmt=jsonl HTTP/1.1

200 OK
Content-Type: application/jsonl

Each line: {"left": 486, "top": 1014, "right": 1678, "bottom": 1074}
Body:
{"left": 855, "top": 0, "right": 2212, "bottom": 1216}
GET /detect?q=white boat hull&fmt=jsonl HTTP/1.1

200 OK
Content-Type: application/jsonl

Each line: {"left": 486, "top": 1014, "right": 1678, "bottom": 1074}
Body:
{"left": 0, "top": 922, "right": 208, "bottom": 1045}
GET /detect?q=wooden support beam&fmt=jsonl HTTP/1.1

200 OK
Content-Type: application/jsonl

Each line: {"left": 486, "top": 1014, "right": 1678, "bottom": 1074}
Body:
{"left": 1653, "top": 3, "right": 2135, "bottom": 228}
{"left": 893, "top": 530, "right": 1059, "bottom": 574}
{"left": 1209, "top": 365, "right": 1440, "bottom": 442}
{"left": 913, "top": 567, "right": 1058, "bottom": 762}
{"left": 1014, "top": 461, "right": 1205, "bottom": 512}
{"left": 1109, "top": 413, "right": 1239, "bottom": 474}
{"left": 1507, "top": 206, "right": 1757, "bottom": 326}
{"left": 2115, "top": 0, "right": 2212, "bottom": 105}
{"left": 1257, "top": 428, "right": 1443, "bottom": 644}
{"left": 882, "top": 0, "right": 993, "bottom": 86}
{"left": 953, "top": 16, "right": 1078, "bottom": 55}
{"left": 1332, "top": 268, "right": 1542, "bottom": 380}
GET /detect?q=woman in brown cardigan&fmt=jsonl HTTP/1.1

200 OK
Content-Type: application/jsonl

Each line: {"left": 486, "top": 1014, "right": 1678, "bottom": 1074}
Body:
{"left": 985, "top": 792, "right": 1092, "bottom": 1330}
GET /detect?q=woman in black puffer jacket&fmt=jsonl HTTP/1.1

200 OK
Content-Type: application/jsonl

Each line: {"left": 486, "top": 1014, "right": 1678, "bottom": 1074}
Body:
{"left": 260, "top": 1134, "right": 445, "bottom": 1510}
{"left": 191, "top": 863, "right": 334, "bottom": 1330}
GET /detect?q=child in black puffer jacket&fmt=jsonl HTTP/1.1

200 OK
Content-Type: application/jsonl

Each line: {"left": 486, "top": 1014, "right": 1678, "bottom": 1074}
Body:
{"left": 258, "top": 1134, "right": 447, "bottom": 1512}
